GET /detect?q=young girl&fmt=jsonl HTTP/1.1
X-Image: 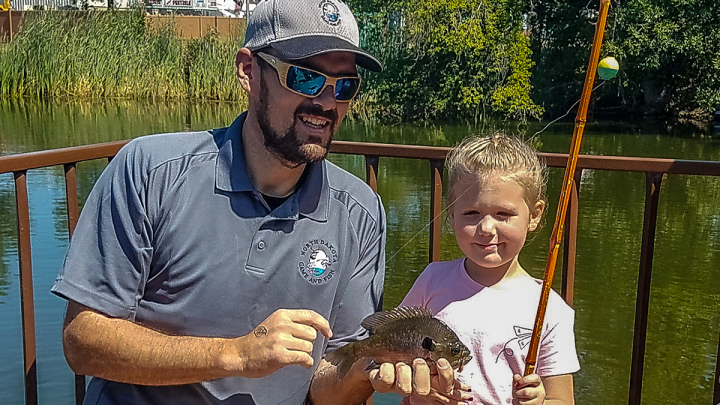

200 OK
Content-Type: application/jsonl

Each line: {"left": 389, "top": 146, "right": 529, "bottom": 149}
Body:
{"left": 401, "top": 133, "right": 579, "bottom": 405}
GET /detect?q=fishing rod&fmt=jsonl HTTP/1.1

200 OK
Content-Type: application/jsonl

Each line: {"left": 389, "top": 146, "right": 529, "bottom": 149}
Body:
{"left": 523, "top": 0, "right": 612, "bottom": 376}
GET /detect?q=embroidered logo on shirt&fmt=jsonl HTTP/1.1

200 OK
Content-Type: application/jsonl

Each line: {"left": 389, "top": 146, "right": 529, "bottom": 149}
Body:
{"left": 495, "top": 325, "right": 532, "bottom": 363}
{"left": 318, "top": 0, "right": 341, "bottom": 26}
{"left": 298, "top": 239, "right": 338, "bottom": 284}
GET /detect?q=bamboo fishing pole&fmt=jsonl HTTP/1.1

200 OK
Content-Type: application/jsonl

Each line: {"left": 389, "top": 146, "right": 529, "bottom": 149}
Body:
{"left": 523, "top": 0, "right": 611, "bottom": 376}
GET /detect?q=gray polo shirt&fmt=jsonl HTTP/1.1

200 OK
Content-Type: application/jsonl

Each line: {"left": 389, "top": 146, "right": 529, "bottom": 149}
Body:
{"left": 51, "top": 112, "right": 386, "bottom": 405}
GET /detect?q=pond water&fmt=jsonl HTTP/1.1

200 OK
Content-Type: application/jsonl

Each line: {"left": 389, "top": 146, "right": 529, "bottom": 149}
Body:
{"left": 0, "top": 99, "right": 719, "bottom": 405}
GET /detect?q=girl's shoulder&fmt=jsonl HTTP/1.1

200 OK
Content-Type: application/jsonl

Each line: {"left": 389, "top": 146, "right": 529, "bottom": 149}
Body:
{"left": 416, "top": 258, "right": 466, "bottom": 284}
{"left": 406, "top": 258, "right": 467, "bottom": 294}
{"left": 501, "top": 273, "right": 574, "bottom": 311}
{"left": 424, "top": 257, "right": 465, "bottom": 273}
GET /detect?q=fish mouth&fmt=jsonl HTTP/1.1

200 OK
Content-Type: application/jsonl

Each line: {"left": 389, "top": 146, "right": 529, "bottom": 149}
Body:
{"left": 458, "top": 353, "right": 473, "bottom": 372}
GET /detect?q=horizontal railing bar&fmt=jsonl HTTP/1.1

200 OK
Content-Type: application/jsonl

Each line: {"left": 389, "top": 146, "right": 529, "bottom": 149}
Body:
{"left": 332, "top": 143, "right": 720, "bottom": 176}
{"left": 542, "top": 153, "right": 720, "bottom": 176}
{"left": 1, "top": 140, "right": 719, "bottom": 177}
{"left": 331, "top": 142, "right": 450, "bottom": 160}
{"left": 0, "top": 141, "right": 128, "bottom": 173}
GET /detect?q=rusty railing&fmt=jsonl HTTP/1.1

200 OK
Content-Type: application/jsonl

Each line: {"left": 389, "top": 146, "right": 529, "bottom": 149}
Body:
{"left": 1, "top": 140, "right": 720, "bottom": 405}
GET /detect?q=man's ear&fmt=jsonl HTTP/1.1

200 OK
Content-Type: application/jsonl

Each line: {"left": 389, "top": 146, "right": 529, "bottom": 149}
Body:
{"left": 235, "top": 48, "right": 254, "bottom": 93}
{"left": 528, "top": 200, "right": 545, "bottom": 232}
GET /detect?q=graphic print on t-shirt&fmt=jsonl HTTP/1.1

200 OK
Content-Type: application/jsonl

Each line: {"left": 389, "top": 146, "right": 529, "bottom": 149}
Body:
{"left": 496, "top": 325, "right": 532, "bottom": 363}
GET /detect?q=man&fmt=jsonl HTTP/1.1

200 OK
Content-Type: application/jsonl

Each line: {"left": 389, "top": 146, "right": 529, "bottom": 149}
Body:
{"left": 51, "top": 0, "right": 467, "bottom": 404}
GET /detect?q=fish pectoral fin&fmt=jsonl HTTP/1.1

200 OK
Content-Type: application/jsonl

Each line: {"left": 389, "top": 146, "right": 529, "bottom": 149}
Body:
{"left": 363, "top": 359, "right": 381, "bottom": 372}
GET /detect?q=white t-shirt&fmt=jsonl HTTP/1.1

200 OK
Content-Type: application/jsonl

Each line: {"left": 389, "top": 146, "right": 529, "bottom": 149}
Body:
{"left": 401, "top": 258, "right": 580, "bottom": 404}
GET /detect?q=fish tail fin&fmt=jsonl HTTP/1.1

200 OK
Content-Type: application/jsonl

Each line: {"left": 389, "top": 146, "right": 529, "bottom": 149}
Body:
{"left": 324, "top": 343, "right": 358, "bottom": 380}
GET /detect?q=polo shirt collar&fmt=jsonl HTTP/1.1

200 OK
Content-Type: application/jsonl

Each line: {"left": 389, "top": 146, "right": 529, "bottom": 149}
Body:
{"left": 295, "top": 159, "right": 329, "bottom": 222}
{"left": 214, "top": 112, "right": 329, "bottom": 222}
{"left": 214, "top": 112, "right": 254, "bottom": 192}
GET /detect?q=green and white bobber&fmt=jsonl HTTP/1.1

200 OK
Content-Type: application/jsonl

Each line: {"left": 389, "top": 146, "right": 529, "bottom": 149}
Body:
{"left": 597, "top": 56, "right": 619, "bottom": 80}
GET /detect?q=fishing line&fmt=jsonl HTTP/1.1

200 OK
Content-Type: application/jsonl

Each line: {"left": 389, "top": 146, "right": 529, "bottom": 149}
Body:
{"left": 528, "top": 81, "right": 606, "bottom": 143}
{"left": 385, "top": 185, "right": 473, "bottom": 265}
{"left": 386, "top": 82, "right": 608, "bottom": 265}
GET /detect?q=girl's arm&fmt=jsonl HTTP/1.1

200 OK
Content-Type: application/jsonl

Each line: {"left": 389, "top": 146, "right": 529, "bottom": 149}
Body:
{"left": 542, "top": 374, "right": 575, "bottom": 405}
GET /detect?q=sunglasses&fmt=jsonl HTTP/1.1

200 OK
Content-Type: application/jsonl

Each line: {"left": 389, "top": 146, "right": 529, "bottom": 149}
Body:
{"left": 256, "top": 52, "right": 362, "bottom": 102}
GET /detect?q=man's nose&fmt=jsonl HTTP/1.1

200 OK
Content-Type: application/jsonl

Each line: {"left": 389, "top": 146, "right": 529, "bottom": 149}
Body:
{"left": 312, "top": 85, "right": 339, "bottom": 110}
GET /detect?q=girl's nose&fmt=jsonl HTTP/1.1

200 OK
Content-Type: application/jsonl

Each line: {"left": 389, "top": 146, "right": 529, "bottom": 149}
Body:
{"left": 478, "top": 215, "right": 497, "bottom": 235}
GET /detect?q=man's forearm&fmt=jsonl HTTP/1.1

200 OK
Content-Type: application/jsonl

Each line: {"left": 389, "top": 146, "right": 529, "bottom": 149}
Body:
{"left": 308, "top": 358, "right": 374, "bottom": 405}
{"left": 63, "top": 302, "right": 239, "bottom": 385}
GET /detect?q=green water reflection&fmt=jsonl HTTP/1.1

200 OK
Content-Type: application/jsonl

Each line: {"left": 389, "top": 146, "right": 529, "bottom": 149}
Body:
{"left": 0, "top": 99, "right": 719, "bottom": 404}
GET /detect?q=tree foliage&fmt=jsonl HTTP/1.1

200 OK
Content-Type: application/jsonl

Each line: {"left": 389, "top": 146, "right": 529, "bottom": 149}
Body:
{"left": 528, "top": 0, "right": 720, "bottom": 118}
{"left": 351, "top": 0, "right": 542, "bottom": 123}
{"left": 607, "top": 0, "right": 720, "bottom": 115}
{"left": 524, "top": 0, "right": 597, "bottom": 117}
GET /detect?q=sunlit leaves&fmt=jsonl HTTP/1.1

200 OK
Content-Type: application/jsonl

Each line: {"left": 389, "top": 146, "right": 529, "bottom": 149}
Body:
{"left": 354, "top": 0, "right": 542, "bottom": 123}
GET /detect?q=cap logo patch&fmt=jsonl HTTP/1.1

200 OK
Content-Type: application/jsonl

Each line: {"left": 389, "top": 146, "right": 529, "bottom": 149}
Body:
{"left": 319, "top": 0, "right": 341, "bottom": 26}
{"left": 298, "top": 239, "right": 338, "bottom": 285}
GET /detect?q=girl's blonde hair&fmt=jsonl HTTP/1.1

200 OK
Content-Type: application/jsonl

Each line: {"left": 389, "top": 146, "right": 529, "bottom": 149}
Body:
{"left": 445, "top": 133, "right": 548, "bottom": 216}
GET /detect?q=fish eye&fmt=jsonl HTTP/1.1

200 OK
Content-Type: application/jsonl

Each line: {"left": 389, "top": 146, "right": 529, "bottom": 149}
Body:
{"left": 451, "top": 347, "right": 461, "bottom": 355}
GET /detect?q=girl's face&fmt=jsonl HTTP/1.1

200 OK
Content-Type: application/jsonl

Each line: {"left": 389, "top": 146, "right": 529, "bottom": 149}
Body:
{"left": 449, "top": 173, "right": 543, "bottom": 277}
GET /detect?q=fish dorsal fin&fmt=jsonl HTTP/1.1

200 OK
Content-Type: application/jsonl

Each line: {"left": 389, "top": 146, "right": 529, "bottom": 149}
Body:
{"left": 361, "top": 306, "right": 434, "bottom": 333}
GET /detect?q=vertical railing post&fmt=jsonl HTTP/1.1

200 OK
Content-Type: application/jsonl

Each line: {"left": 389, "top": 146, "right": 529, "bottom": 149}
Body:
{"left": 561, "top": 170, "right": 582, "bottom": 307}
{"left": 714, "top": 330, "right": 720, "bottom": 404}
{"left": 64, "top": 163, "right": 80, "bottom": 237}
{"left": 14, "top": 171, "right": 38, "bottom": 405}
{"left": 365, "top": 155, "right": 379, "bottom": 192}
{"left": 628, "top": 172, "right": 663, "bottom": 405}
{"left": 429, "top": 160, "right": 444, "bottom": 263}
{"left": 64, "top": 163, "right": 86, "bottom": 405}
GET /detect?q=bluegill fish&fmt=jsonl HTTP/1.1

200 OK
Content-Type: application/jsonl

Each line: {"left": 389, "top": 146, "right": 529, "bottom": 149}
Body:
{"left": 325, "top": 306, "right": 472, "bottom": 379}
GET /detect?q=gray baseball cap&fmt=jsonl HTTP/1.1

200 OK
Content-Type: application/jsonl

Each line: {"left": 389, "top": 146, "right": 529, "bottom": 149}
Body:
{"left": 244, "top": 0, "right": 383, "bottom": 72}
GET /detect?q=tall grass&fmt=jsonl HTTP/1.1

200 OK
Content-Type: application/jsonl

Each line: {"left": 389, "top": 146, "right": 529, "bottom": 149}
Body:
{"left": 0, "top": 9, "right": 391, "bottom": 121}
{"left": 0, "top": 9, "right": 247, "bottom": 107}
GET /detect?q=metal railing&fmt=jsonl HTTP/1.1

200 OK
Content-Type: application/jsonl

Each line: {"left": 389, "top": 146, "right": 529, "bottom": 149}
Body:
{"left": 1, "top": 140, "right": 720, "bottom": 405}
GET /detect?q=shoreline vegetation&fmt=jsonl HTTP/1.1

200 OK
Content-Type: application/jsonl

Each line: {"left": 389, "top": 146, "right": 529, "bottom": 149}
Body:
{"left": 1, "top": 2, "right": 719, "bottom": 124}
{"left": 0, "top": 6, "right": 545, "bottom": 124}
{"left": 0, "top": 10, "right": 249, "bottom": 109}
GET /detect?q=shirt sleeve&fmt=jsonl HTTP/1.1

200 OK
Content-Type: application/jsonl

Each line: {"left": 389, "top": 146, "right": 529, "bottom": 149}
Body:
{"left": 51, "top": 140, "right": 154, "bottom": 321}
{"left": 536, "top": 293, "right": 581, "bottom": 376}
{"left": 324, "top": 193, "right": 386, "bottom": 353}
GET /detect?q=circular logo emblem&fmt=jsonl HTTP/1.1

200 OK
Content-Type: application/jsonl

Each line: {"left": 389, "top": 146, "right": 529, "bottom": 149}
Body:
{"left": 319, "top": 0, "right": 341, "bottom": 26}
{"left": 298, "top": 239, "right": 338, "bottom": 284}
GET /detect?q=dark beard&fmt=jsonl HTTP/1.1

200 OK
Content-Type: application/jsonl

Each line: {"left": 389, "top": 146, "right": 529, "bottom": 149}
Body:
{"left": 256, "top": 72, "right": 338, "bottom": 168}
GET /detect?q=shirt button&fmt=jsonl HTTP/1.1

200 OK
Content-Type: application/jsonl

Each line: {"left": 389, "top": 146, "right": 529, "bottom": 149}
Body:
{"left": 258, "top": 240, "right": 265, "bottom": 250}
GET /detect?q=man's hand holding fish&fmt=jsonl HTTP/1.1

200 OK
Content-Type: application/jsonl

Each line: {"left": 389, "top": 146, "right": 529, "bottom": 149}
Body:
{"left": 375, "top": 358, "right": 474, "bottom": 405}
{"left": 315, "top": 307, "right": 474, "bottom": 404}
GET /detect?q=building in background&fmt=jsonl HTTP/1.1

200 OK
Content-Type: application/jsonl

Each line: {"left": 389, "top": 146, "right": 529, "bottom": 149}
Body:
{"left": 7, "top": 0, "right": 259, "bottom": 16}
